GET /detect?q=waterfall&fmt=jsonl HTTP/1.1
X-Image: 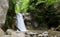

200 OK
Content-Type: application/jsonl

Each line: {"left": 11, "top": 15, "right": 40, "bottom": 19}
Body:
{"left": 16, "top": 13, "right": 27, "bottom": 32}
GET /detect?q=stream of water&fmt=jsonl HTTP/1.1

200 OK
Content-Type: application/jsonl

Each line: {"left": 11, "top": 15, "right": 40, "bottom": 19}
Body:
{"left": 16, "top": 13, "right": 27, "bottom": 32}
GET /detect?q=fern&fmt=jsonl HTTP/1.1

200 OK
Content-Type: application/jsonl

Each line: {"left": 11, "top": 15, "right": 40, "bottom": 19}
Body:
{"left": 15, "top": 0, "right": 30, "bottom": 13}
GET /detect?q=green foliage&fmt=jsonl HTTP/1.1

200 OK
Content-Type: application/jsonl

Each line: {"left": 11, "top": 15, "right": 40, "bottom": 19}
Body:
{"left": 28, "top": 0, "right": 60, "bottom": 29}
{"left": 36, "top": 0, "right": 57, "bottom": 7}
{"left": 15, "top": 0, "right": 30, "bottom": 13}
{"left": 4, "top": 0, "right": 60, "bottom": 30}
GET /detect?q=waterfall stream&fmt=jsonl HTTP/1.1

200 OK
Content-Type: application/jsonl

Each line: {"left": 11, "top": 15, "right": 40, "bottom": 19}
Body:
{"left": 16, "top": 13, "right": 27, "bottom": 32}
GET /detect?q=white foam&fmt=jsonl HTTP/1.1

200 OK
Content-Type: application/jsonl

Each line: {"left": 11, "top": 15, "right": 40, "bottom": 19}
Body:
{"left": 16, "top": 13, "right": 27, "bottom": 32}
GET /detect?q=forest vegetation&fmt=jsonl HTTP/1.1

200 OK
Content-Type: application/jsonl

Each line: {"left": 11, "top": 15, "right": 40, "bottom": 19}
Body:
{"left": 2, "top": 0, "right": 60, "bottom": 31}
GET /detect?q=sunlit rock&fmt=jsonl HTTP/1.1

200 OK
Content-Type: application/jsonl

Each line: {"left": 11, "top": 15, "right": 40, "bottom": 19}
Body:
{"left": 6, "top": 29, "right": 16, "bottom": 35}
{"left": 0, "top": 28, "right": 5, "bottom": 37}
{"left": 6, "top": 29, "right": 25, "bottom": 37}
{"left": 38, "top": 34, "right": 43, "bottom": 37}
{"left": 42, "top": 31, "right": 48, "bottom": 37}
{"left": 0, "top": 0, "right": 9, "bottom": 27}
{"left": 1, "top": 35, "right": 11, "bottom": 37}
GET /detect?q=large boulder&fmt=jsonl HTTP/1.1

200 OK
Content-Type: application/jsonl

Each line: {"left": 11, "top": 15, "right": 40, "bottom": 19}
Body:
{"left": 6, "top": 29, "right": 16, "bottom": 35}
{"left": 0, "top": 0, "right": 9, "bottom": 27}
{"left": 0, "top": 28, "right": 5, "bottom": 37}
{"left": 6, "top": 29, "right": 25, "bottom": 37}
{"left": 1, "top": 35, "right": 11, "bottom": 37}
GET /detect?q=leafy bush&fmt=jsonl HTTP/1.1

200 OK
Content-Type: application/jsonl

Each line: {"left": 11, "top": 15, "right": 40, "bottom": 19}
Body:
{"left": 28, "top": 0, "right": 60, "bottom": 30}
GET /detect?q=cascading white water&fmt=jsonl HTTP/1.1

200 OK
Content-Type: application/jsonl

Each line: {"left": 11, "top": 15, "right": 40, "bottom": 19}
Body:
{"left": 16, "top": 13, "right": 27, "bottom": 32}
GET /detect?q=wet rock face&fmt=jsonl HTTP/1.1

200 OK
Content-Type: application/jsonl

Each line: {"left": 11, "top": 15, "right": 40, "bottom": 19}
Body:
{"left": 0, "top": 0, "right": 9, "bottom": 27}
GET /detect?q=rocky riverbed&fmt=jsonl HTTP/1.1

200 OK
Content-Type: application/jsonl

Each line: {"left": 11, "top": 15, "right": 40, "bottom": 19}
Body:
{"left": 0, "top": 28, "right": 60, "bottom": 37}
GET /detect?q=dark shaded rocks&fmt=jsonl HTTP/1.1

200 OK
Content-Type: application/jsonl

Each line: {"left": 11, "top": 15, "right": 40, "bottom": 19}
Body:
{"left": 56, "top": 25, "right": 60, "bottom": 31}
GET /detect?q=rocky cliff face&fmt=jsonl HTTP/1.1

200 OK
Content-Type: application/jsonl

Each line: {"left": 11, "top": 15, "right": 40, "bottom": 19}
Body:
{"left": 0, "top": 0, "right": 9, "bottom": 27}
